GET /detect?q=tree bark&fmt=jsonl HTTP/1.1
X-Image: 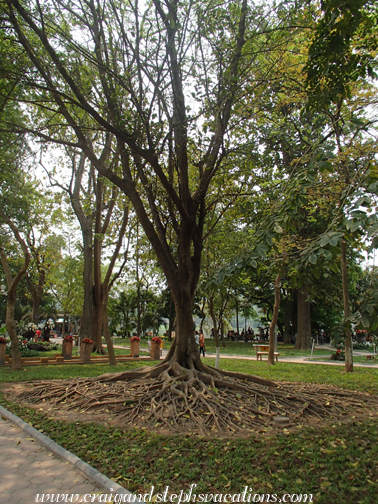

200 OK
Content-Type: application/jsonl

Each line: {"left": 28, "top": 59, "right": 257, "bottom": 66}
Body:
{"left": 69, "top": 153, "right": 94, "bottom": 342}
{"left": 295, "top": 287, "right": 311, "bottom": 350}
{"left": 6, "top": 291, "right": 22, "bottom": 370}
{"left": 92, "top": 177, "right": 105, "bottom": 354}
{"left": 102, "top": 287, "right": 117, "bottom": 366}
{"left": 80, "top": 224, "right": 93, "bottom": 341}
{"left": 31, "top": 269, "right": 46, "bottom": 325}
{"left": 235, "top": 294, "right": 239, "bottom": 336}
{"left": 209, "top": 294, "right": 220, "bottom": 369}
{"left": 268, "top": 273, "right": 281, "bottom": 365}
{"left": 0, "top": 213, "right": 30, "bottom": 370}
{"left": 284, "top": 294, "right": 293, "bottom": 344}
{"left": 341, "top": 240, "right": 353, "bottom": 372}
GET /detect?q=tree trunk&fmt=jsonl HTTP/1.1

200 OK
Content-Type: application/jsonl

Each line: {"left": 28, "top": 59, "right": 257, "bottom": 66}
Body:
{"left": 92, "top": 283, "right": 104, "bottom": 353}
{"left": 295, "top": 287, "right": 311, "bottom": 350}
{"left": 0, "top": 222, "right": 30, "bottom": 371}
{"left": 31, "top": 269, "right": 46, "bottom": 325}
{"left": 209, "top": 294, "right": 220, "bottom": 369}
{"left": 168, "top": 293, "right": 173, "bottom": 341}
{"left": 80, "top": 226, "right": 93, "bottom": 341}
{"left": 6, "top": 291, "right": 22, "bottom": 370}
{"left": 102, "top": 287, "right": 117, "bottom": 366}
{"left": 235, "top": 295, "right": 239, "bottom": 336}
{"left": 341, "top": 240, "right": 353, "bottom": 372}
{"left": 268, "top": 273, "right": 281, "bottom": 365}
{"left": 284, "top": 294, "right": 293, "bottom": 344}
{"left": 171, "top": 288, "right": 201, "bottom": 369}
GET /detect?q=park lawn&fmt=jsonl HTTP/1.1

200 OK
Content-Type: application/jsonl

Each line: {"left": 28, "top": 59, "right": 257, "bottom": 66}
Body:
{"left": 0, "top": 360, "right": 377, "bottom": 504}
{"left": 113, "top": 338, "right": 334, "bottom": 358}
{"left": 202, "top": 358, "right": 378, "bottom": 394}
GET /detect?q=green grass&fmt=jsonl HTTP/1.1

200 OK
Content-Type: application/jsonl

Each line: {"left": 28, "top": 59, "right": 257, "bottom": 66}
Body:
{"left": 1, "top": 358, "right": 378, "bottom": 503}
{"left": 0, "top": 360, "right": 154, "bottom": 382}
{"left": 202, "top": 358, "right": 378, "bottom": 393}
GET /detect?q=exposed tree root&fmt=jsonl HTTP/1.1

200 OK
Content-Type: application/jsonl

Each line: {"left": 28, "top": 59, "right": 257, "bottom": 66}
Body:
{"left": 18, "top": 361, "right": 378, "bottom": 435}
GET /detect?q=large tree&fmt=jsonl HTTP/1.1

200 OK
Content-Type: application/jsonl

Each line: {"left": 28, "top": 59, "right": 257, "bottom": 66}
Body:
{"left": 2, "top": 0, "right": 367, "bottom": 431}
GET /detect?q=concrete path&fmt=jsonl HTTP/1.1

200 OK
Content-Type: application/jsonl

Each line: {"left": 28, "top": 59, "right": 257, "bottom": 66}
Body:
{"left": 0, "top": 407, "right": 138, "bottom": 504}
{"left": 0, "top": 417, "right": 102, "bottom": 503}
{"left": 197, "top": 351, "right": 378, "bottom": 368}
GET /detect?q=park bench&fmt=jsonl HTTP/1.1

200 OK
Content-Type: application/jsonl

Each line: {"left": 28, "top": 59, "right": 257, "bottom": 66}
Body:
{"left": 365, "top": 354, "right": 376, "bottom": 360}
{"left": 253, "top": 344, "right": 280, "bottom": 362}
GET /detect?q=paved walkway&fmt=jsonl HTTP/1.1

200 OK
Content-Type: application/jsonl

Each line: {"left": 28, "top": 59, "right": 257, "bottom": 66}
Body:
{"left": 0, "top": 417, "right": 102, "bottom": 503}
{"left": 0, "top": 407, "right": 138, "bottom": 503}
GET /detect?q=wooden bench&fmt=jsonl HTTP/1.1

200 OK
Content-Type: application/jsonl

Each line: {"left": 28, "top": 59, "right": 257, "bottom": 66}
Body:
{"left": 365, "top": 354, "right": 376, "bottom": 360}
{"left": 256, "top": 351, "right": 280, "bottom": 362}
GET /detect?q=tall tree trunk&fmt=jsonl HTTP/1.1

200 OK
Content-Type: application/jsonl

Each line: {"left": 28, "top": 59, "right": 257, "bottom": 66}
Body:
{"left": 6, "top": 291, "right": 22, "bottom": 370}
{"left": 0, "top": 219, "right": 30, "bottom": 370}
{"left": 80, "top": 226, "right": 93, "bottom": 341}
{"left": 92, "top": 179, "right": 105, "bottom": 353}
{"left": 102, "top": 287, "right": 117, "bottom": 366}
{"left": 209, "top": 294, "right": 220, "bottom": 369}
{"left": 268, "top": 273, "right": 281, "bottom": 365}
{"left": 235, "top": 295, "right": 239, "bottom": 335}
{"left": 31, "top": 269, "right": 46, "bottom": 325}
{"left": 168, "top": 293, "right": 173, "bottom": 341}
{"left": 92, "top": 283, "right": 104, "bottom": 353}
{"left": 341, "top": 240, "right": 353, "bottom": 372}
{"left": 170, "top": 288, "right": 201, "bottom": 369}
{"left": 284, "top": 294, "right": 293, "bottom": 344}
{"left": 295, "top": 287, "right": 311, "bottom": 350}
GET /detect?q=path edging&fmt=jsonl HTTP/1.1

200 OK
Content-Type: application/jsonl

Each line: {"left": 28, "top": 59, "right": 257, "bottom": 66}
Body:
{"left": 0, "top": 404, "right": 143, "bottom": 501}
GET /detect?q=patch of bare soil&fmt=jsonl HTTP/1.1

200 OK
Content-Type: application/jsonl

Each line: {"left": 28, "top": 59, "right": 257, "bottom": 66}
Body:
{"left": 2, "top": 363, "right": 378, "bottom": 437}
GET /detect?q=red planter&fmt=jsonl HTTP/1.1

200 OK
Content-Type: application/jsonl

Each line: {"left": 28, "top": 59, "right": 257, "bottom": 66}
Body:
{"left": 130, "top": 340, "right": 140, "bottom": 358}
{"left": 80, "top": 343, "right": 92, "bottom": 363}
{"left": 150, "top": 341, "right": 161, "bottom": 360}
{"left": 62, "top": 340, "right": 73, "bottom": 360}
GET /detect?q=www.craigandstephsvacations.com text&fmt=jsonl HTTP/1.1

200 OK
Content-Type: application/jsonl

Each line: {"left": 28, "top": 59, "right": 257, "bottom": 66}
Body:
{"left": 35, "top": 485, "right": 314, "bottom": 503}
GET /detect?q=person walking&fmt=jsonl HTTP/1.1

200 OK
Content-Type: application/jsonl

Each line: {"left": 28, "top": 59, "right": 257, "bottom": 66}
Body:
{"left": 199, "top": 331, "right": 205, "bottom": 357}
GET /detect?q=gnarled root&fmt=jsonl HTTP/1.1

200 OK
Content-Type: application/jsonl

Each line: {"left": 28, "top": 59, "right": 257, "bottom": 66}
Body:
{"left": 18, "top": 361, "right": 378, "bottom": 435}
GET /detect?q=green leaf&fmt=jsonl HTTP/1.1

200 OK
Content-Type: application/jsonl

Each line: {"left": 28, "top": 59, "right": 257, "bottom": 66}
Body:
{"left": 319, "top": 236, "right": 329, "bottom": 247}
{"left": 329, "top": 262, "right": 339, "bottom": 274}
{"left": 318, "top": 161, "right": 333, "bottom": 173}
{"left": 308, "top": 254, "right": 317, "bottom": 264}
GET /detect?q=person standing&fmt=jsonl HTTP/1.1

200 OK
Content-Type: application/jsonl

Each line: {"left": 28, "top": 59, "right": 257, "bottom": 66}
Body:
{"left": 199, "top": 331, "right": 205, "bottom": 357}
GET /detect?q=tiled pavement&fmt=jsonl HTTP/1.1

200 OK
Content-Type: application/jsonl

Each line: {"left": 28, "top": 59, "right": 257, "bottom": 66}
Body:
{"left": 0, "top": 415, "right": 133, "bottom": 503}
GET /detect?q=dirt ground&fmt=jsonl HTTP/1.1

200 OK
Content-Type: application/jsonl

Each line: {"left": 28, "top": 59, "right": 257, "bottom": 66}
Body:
{"left": 3, "top": 380, "right": 378, "bottom": 438}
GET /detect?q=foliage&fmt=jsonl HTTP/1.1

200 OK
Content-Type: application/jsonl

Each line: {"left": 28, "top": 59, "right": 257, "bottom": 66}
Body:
{"left": 305, "top": 0, "right": 378, "bottom": 107}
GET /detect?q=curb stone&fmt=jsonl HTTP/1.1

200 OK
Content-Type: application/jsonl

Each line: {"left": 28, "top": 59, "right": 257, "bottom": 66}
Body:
{"left": 0, "top": 404, "right": 144, "bottom": 502}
